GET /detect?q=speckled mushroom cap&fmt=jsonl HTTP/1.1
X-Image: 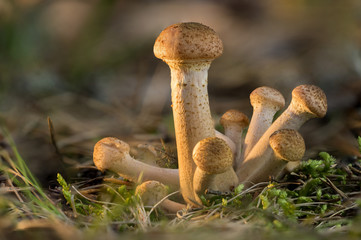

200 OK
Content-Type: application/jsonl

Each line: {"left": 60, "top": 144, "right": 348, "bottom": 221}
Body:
{"left": 250, "top": 87, "right": 285, "bottom": 110}
{"left": 291, "top": 85, "right": 327, "bottom": 118}
{"left": 93, "top": 137, "right": 130, "bottom": 171}
{"left": 154, "top": 22, "right": 223, "bottom": 62}
{"left": 269, "top": 129, "right": 305, "bottom": 162}
{"left": 135, "top": 181, "right": 168, "bottom": 206}
{"left": 220, "top": 109, "right": 249, "bottom": 129}
{"left": 192, "top": 137, "right": 233, "bottom": 174}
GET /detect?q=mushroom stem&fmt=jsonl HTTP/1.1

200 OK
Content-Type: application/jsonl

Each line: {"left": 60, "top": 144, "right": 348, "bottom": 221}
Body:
{"left": 169, "top": 62, "right": 216, "bottom": 204}
{"left": 243, "top": 129, "right": 305, "bottom": 187}
{"left": 93, "top": 137, "right": 180, "bottom": 191}
{"left": 242, "top": 87, "right": 285, "bottom": 162}
{"left": 154, "top": 23, "right": 223, "bottom": 205}
{"left": 192, "top": 137, "right": 234, "bottom": 204}
{"left": 237, "top": 85, "right": 327, "bottom": 182}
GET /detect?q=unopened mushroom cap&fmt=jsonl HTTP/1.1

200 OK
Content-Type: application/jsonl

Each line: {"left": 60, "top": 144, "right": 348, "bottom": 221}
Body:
{"left": 93, "top": 137, "right": 130, "bottom": 171}
{"left": 135, "top": 181, "right": 168, "bottom": 206}
{"left": 291, "top": 85, "right": 327, "bottom": 118}
{"left": 220, "top": 109, "right": 249, "bottom": 129}
{"left": 154, "top": 22, "right": 223, "bottom": 62}
{"left": 269, "top": 129, "right": 305, "bottom": 162}
{"left": 192, "top": 137, "right": 233, "bottom": 174}
{"left": 250, "top": 87, "right": 285, "bottom": 110}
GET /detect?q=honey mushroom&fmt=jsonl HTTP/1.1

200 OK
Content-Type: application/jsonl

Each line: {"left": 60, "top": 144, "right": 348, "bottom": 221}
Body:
{"left": 219, "top": 109, "right": 250, "bottom": 169}
{"left": 93, "top": 137, "right": 180, "bottom": 191}
{"left": 241, "top": 87, "right": 285, "bottom": 162}
{"left": 154, "top": 22, "right": 223, "bottom": 205}
{"left": 237, "top": 85, "right": 327, "bottom": 182}
{"left": 192, "top": 137, "right": 234, "bottom": 205}
{"left": 136, "top": 181, "right": 186, "bottom": 214}
{"left": 243, "top": 129, "right": 305, "bottom": 187}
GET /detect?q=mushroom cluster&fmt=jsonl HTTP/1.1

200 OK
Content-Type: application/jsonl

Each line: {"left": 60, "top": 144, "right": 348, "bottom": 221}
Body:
{"left": 93, "top": 22, "right": 327, "bottom": 211}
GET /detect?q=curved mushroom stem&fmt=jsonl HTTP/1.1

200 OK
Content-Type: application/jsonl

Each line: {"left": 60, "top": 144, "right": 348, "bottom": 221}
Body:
{"left": 242, "top": 87, "right": 285, "bottom": 162}
{"left": 237, "top": 85, "right": 327, "bottom": 182}
{"left": 136, "top": 181, "right": 186, "bottom": 214}
{"left": 93, "top": 137, "right": 180, "bottom": 191}
{"left": 243, "top": 129, "right": 305, "bottom": 187}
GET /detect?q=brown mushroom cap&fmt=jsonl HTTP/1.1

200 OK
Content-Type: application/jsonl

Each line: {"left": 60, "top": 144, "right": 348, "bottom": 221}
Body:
{"left": 291, "top": 85, "right": 327, "bottom": 118}
{"left": 93, "top": 137, "right": 130, "bottom": 171}
{"left": 250, "top": 87, "right": 285, "bottom": 110}
{"left": 154, "top": 22, "right": 223, "bottom": 62}
{"left": 135, "top": 181, "right": 168, "bottom": 205}
{"left": 220, "top": 109, "right": 249, "bottom": 129}
{"left": 192, "top": 137, "right": 233, "bottom": 174}
{"left": 269, "top": 129, "right": 305, "bottom": 162}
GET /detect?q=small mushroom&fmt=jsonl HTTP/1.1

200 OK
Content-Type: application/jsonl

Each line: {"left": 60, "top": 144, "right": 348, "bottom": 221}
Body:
{"left": 242, "top": 87, "right": 285, "bottom": 161}
{"left": 93, "top": 137, "right": 179, "bottom": 190}
{"left": 192, "top": 137, "right": 234, "bottom": 204}
{"left": 244, "top": 129, "right": 305, "bottom": 186}
{"left": 237, "top": 85, "right": 327, "bottom": 181}
{"left": 215, "top": 130, "right": 237, "bottom": 155}
{"left": 219, "top": 109, "right": 249, "bottom": 169}
{"left": 135, "top": 181, "right": 186, "bottom": 214}
{"left": 154, "top": 22, "right": 223, "bottom": 205}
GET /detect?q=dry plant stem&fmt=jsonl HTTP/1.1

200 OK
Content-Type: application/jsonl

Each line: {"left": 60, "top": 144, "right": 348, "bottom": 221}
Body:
{"left": 237, "top": 85, "right": 327, "bottom": 182}
{"left": 93, "top": 137, "right": 180, "bottom": 190}
{"left": 154, "top": 23, "right": 223, "bottom": 205}
{"left": 244, "top": 129, "right": 305, "bottom": 187}
{"left": 242, "top": 87, "right": 285, "bottom": 162}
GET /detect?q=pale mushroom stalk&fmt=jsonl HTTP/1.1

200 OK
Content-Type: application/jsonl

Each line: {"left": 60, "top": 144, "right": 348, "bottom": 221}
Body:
{"left": 93, "top": 137, "right": 180, "bottom": 191}
{"left": 243, "top": 129, "right": 305, "bottom": 187}
{"left": 219, "top": 109, "right": 250, "bottom": 169}
{"left": 192, "top": 137, "right": 234, "bottom": 205}
{"left": 242, "top": 87, "right": 285, "bottom": 162}
{"left": 136, "top": 181, "right": 186, "bottom": 214}
{"left": 154, "top": 23, "right": 223, "bottom": 205}
{"left": 237, "top": 85, "right": 327, "bottom": 182}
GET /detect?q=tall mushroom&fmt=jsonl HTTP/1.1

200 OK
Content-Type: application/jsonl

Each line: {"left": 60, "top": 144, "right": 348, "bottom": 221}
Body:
{"left": 154, "top": 22, "right": 223, "bottom": 205}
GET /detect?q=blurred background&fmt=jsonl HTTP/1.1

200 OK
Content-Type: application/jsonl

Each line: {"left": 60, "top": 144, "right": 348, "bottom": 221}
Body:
{"left": 0, "top": 0, "right": 361, "bottom": 183}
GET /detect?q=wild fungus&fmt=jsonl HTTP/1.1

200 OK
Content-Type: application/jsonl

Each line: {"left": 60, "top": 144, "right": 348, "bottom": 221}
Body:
{"left": 219, "top": 109, "right": 249, "bottom": 168}
{"left": 215, "top": 130, "right": 237, "bottom": 155}
{"left": 154, "top": 22, "right": 223, "bottom": 205}
{"left": 135, "top": 181, "right": 186, "bottom": 214}
{"left": 93, "top": 137, "right": 180, "bottom": 190}
{"left": 237, "top": 85, "right": 327, "bottom": 181}
{"left": 242, "top": 87, "right": 285, "bottom": 161}
{"left": 192, "top": 137, "right": 235, "bottom": 204}
{"left": 244, "top": 129, "right": 305, "bottom": 186}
